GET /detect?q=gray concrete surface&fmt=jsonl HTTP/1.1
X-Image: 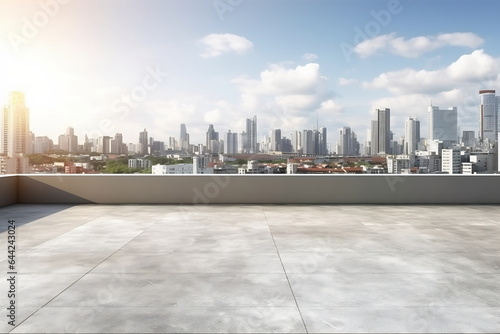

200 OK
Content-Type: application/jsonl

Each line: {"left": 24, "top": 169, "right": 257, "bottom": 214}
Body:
{"left": 0, "top": 204, "right": 499, "bottom": 333}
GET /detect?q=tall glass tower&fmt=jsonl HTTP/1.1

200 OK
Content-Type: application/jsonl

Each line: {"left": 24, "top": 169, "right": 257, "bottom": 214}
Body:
{"left": 479, "top": 90, "right": 497, "bottom": 142}
{"left": 1, "top": 92, "right": 30, "bottom": 157}
{"left": 377, "top": 108, "right": 391, "bottom": 155}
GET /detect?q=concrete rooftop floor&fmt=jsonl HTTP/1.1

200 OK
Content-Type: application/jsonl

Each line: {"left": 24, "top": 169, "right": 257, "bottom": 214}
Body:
{"left": 0, "top": 204, "right": 500, "bottom": 333}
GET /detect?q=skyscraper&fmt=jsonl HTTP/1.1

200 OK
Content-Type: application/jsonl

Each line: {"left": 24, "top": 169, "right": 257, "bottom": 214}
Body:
{"left": 338, "top": 127, "right": 359, "bottom": 156}
{"left": 246, "top": 116, "right": 257, "bottom": 153}
{"left": 225, "top": 130, "right": 238, "bottom": 154}
{"left": 377, "top": 108, "right": 391, "bottom": 155}
{"left": 206, "top": 124, "right": 219, "bottom": 153}
{"left": 428, "top": 106, "right": 458, "bottom": 143}
{"left": 291, "top": 131, "right": 302, "bottom": 154}
{"left": 370, "top": 120, "right": 378, "bottom": 156}
{"left": 270, "top": 129, "right": 281, "bottom": 152}
{"left": 320, "top": 127, "right": 328, "bottom": 155}
{"left": 1, "top": 92, "right": 30, "bottom": 157}
{"left": 302, "top": 130, "right": 314, "bottom": 155}
{"left": 404, "top": 117, "right": 420, "bottom": 155}
{"left": 139, "top": 128, "right": 149, "bottom": 155}
{"left": 58, "top": 127, "right": 78, "bottom": 153}
{"left": 180, "top": 124, "right": 189, "bottom": 151}
{"left": 110, "top": 133, "right": 124, "bottom": 154}
{"left": 462, "top": 131, "right": 475, "bottom": 147}
{"left": 479, "top": 90, "right": 497, "bottom": 142}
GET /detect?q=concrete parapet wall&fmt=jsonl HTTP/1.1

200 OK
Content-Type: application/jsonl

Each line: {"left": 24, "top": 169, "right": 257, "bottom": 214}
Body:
{"left": 0, "top": 176, "right": 17, "bottom": 207}
{"left": 14, "top": 174, "right": 500, "bottom": 204}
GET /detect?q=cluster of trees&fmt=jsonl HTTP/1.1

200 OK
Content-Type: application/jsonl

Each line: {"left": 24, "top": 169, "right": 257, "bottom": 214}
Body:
{"left": 102, "top": 157, "right": 194, "bottom": 174}
{"left": 28, "top": 154, "right": 195, "bottom": 174}
{"left": 28, "top": 153, "right": 295, "bottom": 174}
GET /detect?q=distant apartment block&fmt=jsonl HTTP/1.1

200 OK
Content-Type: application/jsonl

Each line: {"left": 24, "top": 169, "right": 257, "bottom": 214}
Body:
{"left": 128, "top": 158, "right": 152, "bottom": 169}
{"left": 0, "top": 155, "right": 30, "bottom": 174}
{"left": 152, "top": 163, "right": 193, "bottom": 174}
{"left": 238, "top": 160, "right": 273, "bottom": 174}
{"left": 386, "top": 155, "right": 415, "bottom": 174}
{"left": 414, "top": 150, "right": 441, "bottom": 173}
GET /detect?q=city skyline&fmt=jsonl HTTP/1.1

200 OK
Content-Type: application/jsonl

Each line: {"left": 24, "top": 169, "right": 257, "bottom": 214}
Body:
{"left": 1, "top": 88, "right": 499, "bottom": 156}
{"left": 1, "top": 0, "right": 500, "bottom": 144}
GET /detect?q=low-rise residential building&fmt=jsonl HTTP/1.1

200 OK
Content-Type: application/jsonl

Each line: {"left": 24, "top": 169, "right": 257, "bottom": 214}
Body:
{"left": 152, "top": 163, "right": 193, "bottom": 174}
{"left": 0, "top": 155, "right": 30, "bottom": 175}
{"left": 386, "top": 155, "right": 415, "bottom": 174}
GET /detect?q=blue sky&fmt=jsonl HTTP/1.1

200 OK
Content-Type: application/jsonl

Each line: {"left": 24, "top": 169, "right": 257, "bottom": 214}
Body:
{"left": 1, "top": 0, "right": 500, "bottom": 148}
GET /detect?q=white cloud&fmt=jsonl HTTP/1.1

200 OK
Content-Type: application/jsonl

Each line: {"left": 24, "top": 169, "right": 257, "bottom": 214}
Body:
{"left": 232, "top": 62, "right": 341, "bottom": 132}
{"left": 364, "top": 50, "right": 500, "bottom": 138}
{"left": 303, "top": 53, "right": 318, "bottom": 61}
{"left": 338, "top": 78, "right": 358, "bottom": 86}
{"left": 364, "top": 50, "right": 500, "bottom": 95}
{"left": 204, "top": 108, "right": 222, "bottom": 123}
{"left": 318, "top": 99, "right": 343, "bottom": 113}
{"left": 199, "top": 33, "right": 253, "bottom": 58}
{"left": 233, "top": 63, "right": 326, "bottom": 96}
{"left": 355, "top": 32, "right": 484, "bottom": 58}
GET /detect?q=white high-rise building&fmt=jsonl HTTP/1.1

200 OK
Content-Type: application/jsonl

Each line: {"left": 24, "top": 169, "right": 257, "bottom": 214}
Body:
{"left": 428, "top": 106, "right": 458, "bottom": 143}
{"left": 1, "top": 92, "right": 30, "bottom": 157}
{"left": 404, "top": 117, "right": 420, "bottom": 155}
{"left": 291, "top": 131, "right": 302, "bottom": 154}
{"left": 441, "top": 148, "right": 461, "bottom": 174}
{"left": 479, "top": 90, "right": 497, "bottom": 142}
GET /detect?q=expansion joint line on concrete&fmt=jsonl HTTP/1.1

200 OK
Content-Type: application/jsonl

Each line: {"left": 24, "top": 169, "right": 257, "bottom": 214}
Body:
{"left": 263, "top": 208, "right": 309, "bottom": 334}
{"left": 13, "top": 238, "right": 131, "bottom": 332}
